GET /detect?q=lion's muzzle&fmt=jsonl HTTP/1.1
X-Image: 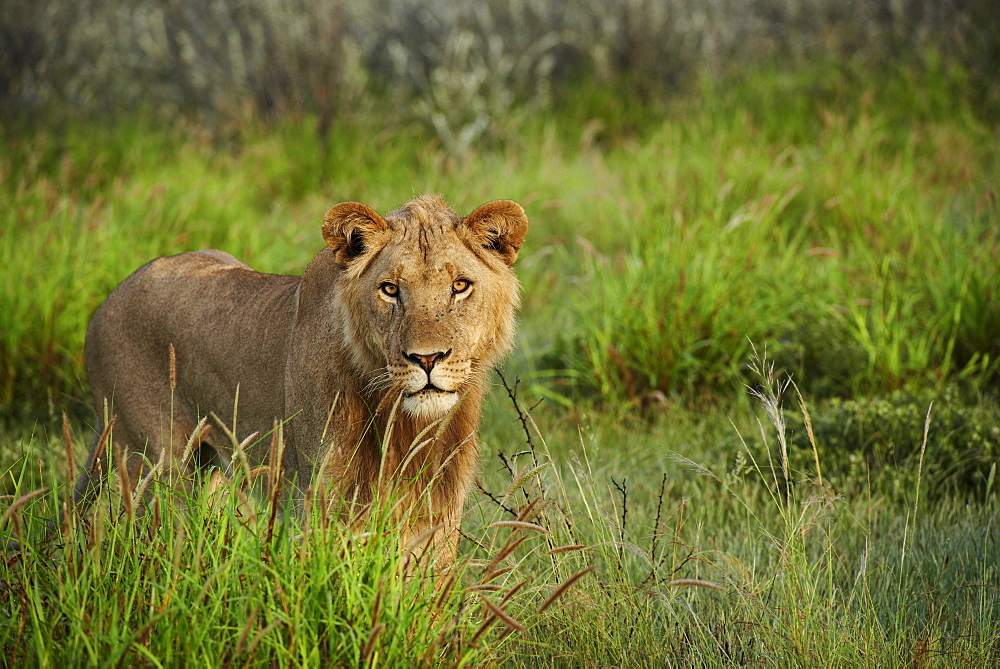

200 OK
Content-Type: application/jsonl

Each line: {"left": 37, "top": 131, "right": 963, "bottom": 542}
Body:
{"left": 397, "top": 347, "right": 467, "bottom": 418}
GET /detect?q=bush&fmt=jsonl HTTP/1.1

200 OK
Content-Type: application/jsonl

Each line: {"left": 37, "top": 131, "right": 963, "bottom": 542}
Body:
{"left": 783, "top": 387, "right": 1000, "bottom": 498}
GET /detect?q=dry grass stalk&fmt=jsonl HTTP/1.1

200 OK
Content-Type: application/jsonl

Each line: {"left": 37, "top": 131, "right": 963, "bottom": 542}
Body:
{"left": 666, "top": 578, "right": 725, "bottom": 591}
{"left": 479, "top": 594, "right": 525, "bottom": 632}
{"left": 489, "top": 520, "right": 548, "bottom": 533}
{"left": 913, "top": 402, "right": 933, "bottom": 516}
{"left": 507, "top": 462, "right": 548, "bottom": 498}
{"left": 465, "top": 584, "right": 505, "bottom": 593}
{"left": 234, "top": 605, "right": 259, "bottom": 656}
{"left": 242, "top": 621, "right": 280, "bottom": 659}
{"left": 206, "top": 471, "right": 259, "bottom": 524}
{"left": 481, "top": 565, "right": 516, "bottom": 583}
{"left": 514, "top": 495, "right": 545, "bottom": 523}
{"left": 266, "top": 419, "right": 285, "bottom": 543}
{"left": 168, "top": 343, "right": 176, "bottom": 392}
{"left": 231, "top": 382, "right": 239, "bottom": 437}
{"left": 179, "top": 419, "right": 211, "bottom": 470}
{"left": 130, "top": 415, "right": 208, "bottom": 508}
{"left": 62, "top": 412, "right": 77, "bottom": 538}
{"left": 482, "top": 533, "right": 529, "bottom": 579}
{"left": 498, "top": 578, "right": 530, "bottom": 607}
{"left": 469, "top": 612, "right": 499, "bottom": 648}
{"left": 793, "top": 381, "right": 823, "bottom": 487}
{"left": 149, "top": 496, "right": 161, "bottom": 537}
{"left": 114, "top": 443, "right": 134, "bottom": 521}
{"left": 62, "top": 412, "right": 75, "bottom": 494}
{"left": 375, "top": 393, "right": 403, "bottom": 488}
{"left": 432, "top": 568, "right": 460, "bottom": 612}
{"left": 538, "top": 565, "right": 595, "bottom": 613}
{"left": 404, "top": 522, "right": 444, "bottom": 553}
{"left": 319, "top": 391, "right": 340, "bottom": 444}
{"left": 210, "top": 411, "right": 258, "bottom": 484}
{"left": 3, "top": 488, "right": 48, "bottom": 541}
{"left": 360, "top": 624, "right": 385, "bottom": 663}
{"left": 246, "top": 466, "right": 270, "bottom": 486}
{"left": 89, "top": 411, "right": 116, "bottom": 480}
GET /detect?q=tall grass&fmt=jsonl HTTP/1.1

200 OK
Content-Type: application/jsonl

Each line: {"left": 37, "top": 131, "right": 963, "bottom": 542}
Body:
{"left": 557, "top": 63, "right": 999, "bottom": 403}
{"left": 0, "top": 396, "right": 596, "bottom": 665}
{"left": 480, "top": 354, "right": 999, "bottom": 663}
{"left": 3, "top": 354, "right": 997, "bottom": 664}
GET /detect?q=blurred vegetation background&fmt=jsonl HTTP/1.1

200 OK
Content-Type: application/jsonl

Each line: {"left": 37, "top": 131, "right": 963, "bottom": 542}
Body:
{"left": 3, "top": 0, "right": 999, "bottom": 141}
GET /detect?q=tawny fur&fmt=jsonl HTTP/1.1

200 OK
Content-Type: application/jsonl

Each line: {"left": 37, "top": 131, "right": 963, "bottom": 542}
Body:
{"left": 77, "top": 195, "right": 528, "bottom": 567}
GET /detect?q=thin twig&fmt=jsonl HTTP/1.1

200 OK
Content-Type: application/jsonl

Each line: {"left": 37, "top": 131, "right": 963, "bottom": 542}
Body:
{"left": 643, "top": 472, "right": 669, "bottom": 585}
{"left": 611, "top": 476, "right": 628, "bottom": 568}
{"left": 476, "top": 479, "right": 518, "bottom": 519}
{"left": 495, "top": 367, "right": 537, "bottom": 464}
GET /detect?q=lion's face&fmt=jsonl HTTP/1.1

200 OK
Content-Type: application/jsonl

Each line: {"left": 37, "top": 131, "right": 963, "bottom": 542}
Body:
{"left": 323, "top": 196, "right": 528, "bottom": 420}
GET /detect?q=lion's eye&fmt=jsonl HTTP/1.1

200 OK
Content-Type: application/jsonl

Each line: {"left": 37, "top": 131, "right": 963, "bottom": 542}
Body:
{"left": 452, "top": 279, "right": 471, "bottom": 294}
{"left": 380, "top": 282, "right": 399, "bottom": 297}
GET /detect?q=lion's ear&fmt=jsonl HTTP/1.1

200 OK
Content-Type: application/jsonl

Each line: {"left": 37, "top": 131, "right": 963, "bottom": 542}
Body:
{"left": 323, "top": 202, "right": 389, "bottom": 266}
{"left": 463, "top": 200, "right": 528, "bottom": 266}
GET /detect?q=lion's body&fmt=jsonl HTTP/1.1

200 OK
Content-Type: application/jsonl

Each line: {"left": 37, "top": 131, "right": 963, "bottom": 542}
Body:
{"left": 79, "top": 196, "right": 528, "bottom": 565}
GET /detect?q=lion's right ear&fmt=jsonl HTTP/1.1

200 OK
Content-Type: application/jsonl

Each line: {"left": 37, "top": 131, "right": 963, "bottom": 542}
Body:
{"left": 463, "top": 200, "right": 529, "bottom": 266}
{"left": 323, "top": 202, "right": 390, "bottom": 266}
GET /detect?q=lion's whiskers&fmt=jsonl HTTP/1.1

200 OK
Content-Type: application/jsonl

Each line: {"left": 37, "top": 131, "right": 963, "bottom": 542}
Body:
{"left": 363, "top": 368, "right": 394, "bottom": 396}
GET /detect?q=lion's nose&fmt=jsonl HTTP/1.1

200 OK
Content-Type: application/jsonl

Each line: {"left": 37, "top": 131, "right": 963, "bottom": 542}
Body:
{"left": 404, "top": 349, "right": 451, "bottom": 374}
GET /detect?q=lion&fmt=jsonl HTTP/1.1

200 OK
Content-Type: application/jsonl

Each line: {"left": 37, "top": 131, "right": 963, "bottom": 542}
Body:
{"left": 75, "top": 195, "right": 529, "bottom": 568}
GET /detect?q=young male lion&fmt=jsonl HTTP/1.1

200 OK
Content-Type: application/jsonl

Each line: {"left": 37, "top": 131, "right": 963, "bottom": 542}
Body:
{"left": 77, "top": 195, "right": 529, "bottom": 568}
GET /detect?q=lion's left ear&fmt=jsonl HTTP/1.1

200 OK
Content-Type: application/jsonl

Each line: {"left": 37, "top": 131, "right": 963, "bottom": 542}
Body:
{"left": 463, "top": 200, "right": 529, "bottom": 266}
{"left": 323, "top": 202, "right": 390, "bottom": 267}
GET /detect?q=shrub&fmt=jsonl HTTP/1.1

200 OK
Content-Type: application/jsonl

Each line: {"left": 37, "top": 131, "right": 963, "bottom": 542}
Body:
{"left": 782, "top": 387, "right": 1000, "bottom": 498}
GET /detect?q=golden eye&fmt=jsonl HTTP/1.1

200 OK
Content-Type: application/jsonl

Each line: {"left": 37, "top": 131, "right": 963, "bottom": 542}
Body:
{"left": 452, "top": 279, "right": 471, "bottom": 293}
{"left": 380, "top": 282, "right": 399, "bottom": 297}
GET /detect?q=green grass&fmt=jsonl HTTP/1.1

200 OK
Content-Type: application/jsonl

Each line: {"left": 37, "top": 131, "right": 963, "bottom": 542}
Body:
{"left": 2, "top": 60, "right": 1000, "bottom": 663}
{"left": 3, "top": 354, "right": 998, "bottom": 665}
{"left": 4, "top": 61, "right": 996, "bottom": 416}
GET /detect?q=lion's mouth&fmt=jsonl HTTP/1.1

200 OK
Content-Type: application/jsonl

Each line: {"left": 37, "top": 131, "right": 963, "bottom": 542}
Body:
{"left": 404, "top": 384, "right": 454, "bottom": 399}
{"left": 400, "top": 383, "right": 461, "bottom": 419}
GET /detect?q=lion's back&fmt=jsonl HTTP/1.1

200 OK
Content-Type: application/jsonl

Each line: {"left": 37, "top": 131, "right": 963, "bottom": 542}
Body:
{"left": 86, "top": 250, "right": 258, "bottom": 360}
{"left": 85, "top": 250, "right": 300, "bottom": 438}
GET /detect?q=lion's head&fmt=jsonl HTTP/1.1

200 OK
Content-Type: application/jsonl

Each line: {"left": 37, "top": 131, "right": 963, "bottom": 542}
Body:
{"left": 321, "top": 195, "right": 528, "bottom": 419}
